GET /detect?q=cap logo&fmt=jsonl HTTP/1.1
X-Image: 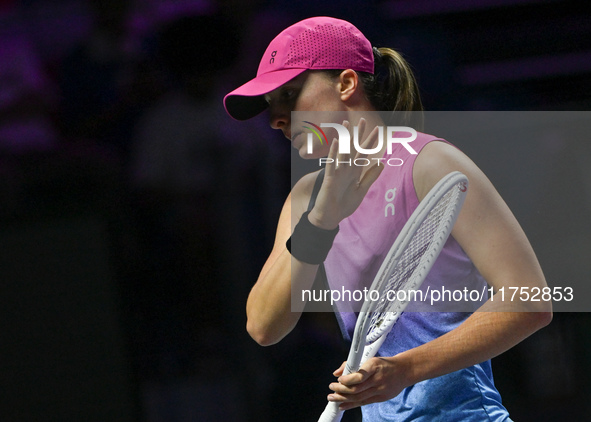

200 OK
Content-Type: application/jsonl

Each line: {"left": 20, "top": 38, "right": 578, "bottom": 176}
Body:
{"left": 270, "top": 50, "right": 277, "bottom": 64}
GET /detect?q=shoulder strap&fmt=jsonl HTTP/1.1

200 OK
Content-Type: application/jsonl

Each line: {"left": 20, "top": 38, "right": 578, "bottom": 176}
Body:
{"left": 307, "top": 168, "right": 325, "bottom": 212}
{"left": 303, "top": 169, "right": 349, "bottom": 337}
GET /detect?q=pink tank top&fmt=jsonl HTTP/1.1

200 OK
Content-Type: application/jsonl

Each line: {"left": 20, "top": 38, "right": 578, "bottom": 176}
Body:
{"left": 323, "top": 132, "right": 487, "bottom": 339}
{"left": 321, "top": 133, "right": 508, "bottom": 421}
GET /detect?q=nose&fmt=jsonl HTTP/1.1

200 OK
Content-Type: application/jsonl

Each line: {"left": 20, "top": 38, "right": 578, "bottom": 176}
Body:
{"left": 268, "top": 103, "right": 289, "bottom": 131}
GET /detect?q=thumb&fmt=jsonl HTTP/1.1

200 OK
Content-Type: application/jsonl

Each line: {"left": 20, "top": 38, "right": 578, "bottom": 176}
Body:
{"left": 339, "top": 361, "right": 375, "bottom": 386}
{"left": 333, "top": 361, "right": 347, "bottom": 377}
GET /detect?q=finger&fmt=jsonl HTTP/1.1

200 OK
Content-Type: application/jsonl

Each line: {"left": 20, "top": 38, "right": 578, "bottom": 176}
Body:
{"left": 333, "top": 361, "right": 347, "bottom": 376}
{"left": 324, "top": 137, "right": 339, "bottom": 177}
{"left": 354, "top": 125, "right": 381, "bottom": 161}
{"left": 327, "top": 384, "right": 359, "bottom": 401}
{"left": 361, "top": 125, "right": 380, "bottom": 149}
{"left": 338, "top": 368, "right": 371, "bottom": 386}
{"left": 328, "top": 384, "right": 379, "bottom": 405}
{"left": 334, "top": 120, "right": 352, "bottom": 163}
{"left": 355, "top": 117, "right": 367, "bottom": 143}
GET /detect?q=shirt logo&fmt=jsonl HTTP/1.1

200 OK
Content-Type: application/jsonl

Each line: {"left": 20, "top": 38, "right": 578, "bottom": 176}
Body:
{"left": 385, "top": 188, "right": 396, "bottom": 217}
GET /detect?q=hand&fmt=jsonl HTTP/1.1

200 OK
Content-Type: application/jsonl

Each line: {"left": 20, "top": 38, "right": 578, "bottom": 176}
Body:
{"left": 327, "top": 356, "right": 411, "bottom": 411}
{"left": 308, "top": 118, "right": 384, "bottom": 230}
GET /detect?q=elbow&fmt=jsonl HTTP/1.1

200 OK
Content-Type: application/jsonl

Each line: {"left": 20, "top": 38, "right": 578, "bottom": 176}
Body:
{"left": 535, "top": 308, "right": 553, "bottom": 330}
{"left": 518, "top": 290, "right": 553, "bottom": 329}
{"left": 526, "top": 301, "right": 553, "bottom": 332}
{"left": 246, "top": 319, "right": 280, "bottom": 347}
{"left": 536, "top": 298, "right": 553, "bottom": 328}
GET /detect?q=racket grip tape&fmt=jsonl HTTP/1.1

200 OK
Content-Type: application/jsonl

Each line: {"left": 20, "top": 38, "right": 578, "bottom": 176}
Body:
{"left": 318, "top": 401, "right": 344, "bottom": 422}
{"left": 317, "top": 359, "right": 357, "bottom": 421}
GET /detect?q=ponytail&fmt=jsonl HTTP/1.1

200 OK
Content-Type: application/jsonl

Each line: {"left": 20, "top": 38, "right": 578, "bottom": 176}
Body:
{"left": 365, "top": 47, "right": 422, "bottom": 111}
{"left": 324, "top": 47, "right": 423, "bottom": 126}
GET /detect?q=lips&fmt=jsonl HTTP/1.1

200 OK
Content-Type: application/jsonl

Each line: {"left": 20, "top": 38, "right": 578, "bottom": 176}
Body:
{"left": 290, "top": 132, "right": 304, "bottom": 148}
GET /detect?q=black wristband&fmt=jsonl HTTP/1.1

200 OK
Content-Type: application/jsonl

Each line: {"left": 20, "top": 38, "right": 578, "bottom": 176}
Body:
{"left": 286, "top": 211, "right": 339, "bottom": 265}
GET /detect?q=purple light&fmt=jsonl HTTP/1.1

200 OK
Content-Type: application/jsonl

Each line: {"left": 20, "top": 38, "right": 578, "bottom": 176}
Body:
{"left": 459, "top": 50, "right": 591, "bottom": 85}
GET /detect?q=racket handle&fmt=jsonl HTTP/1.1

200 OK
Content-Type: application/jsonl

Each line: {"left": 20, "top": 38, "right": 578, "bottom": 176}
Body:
{"left": 317, "top": 401, "right": 344, "bottom": 422}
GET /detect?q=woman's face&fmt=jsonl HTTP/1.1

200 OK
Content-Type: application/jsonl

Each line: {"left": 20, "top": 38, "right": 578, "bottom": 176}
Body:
{"left": 265, "top": 71, "right": 344, "bottom": 158}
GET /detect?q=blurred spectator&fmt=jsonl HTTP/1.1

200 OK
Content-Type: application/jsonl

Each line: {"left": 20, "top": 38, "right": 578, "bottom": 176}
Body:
{"left": 127, "top": 13, "right": 246, "bottom": 420}
{"left": 57, "top": 0, "right": 160, "bottom": 160}
{"left": 130, "top": 13, "right": 239, "bottom": 195}
{"left": 0, "top": 33, "right": 59, "bottom": 154}
{"left": 129, "top": 13, "right": 239, "bottom": 339}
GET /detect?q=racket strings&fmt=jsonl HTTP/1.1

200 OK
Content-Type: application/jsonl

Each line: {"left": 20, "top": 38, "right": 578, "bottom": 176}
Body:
{"left": 366, "top": 184, "right": 461, "bottom": 339}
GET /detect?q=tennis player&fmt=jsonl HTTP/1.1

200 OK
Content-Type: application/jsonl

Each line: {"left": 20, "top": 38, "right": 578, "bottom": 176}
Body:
{"left": 223, "top": 16, "right": 552, "bottom": 421}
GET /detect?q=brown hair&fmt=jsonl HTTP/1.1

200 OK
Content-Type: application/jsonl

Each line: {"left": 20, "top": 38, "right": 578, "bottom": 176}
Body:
{"left": 363, "top": 47, "right": 423, "bottom": 112}
{"left": 327, "top": 47, "right": 423, "bottom": 126}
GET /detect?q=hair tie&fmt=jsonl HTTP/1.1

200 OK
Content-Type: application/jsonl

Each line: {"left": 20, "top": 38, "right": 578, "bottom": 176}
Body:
{"left": 372, "top": 47, "right": 383, "bottom": 66}
{"left": 372, "top": 47, "right": 388, "bottom": 87}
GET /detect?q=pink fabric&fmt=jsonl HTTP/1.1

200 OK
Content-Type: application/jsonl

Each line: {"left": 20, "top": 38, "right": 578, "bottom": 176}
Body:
{"left": 224, "top": 17, "right": 374, "bottom": 120}
{"left": 323, "top": 134, "right": 487, "bottom": 321}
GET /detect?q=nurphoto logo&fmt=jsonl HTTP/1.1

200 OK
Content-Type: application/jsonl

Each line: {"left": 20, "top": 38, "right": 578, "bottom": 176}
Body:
{"left": 303, "top": 122, "right": 418, "bottom": 167}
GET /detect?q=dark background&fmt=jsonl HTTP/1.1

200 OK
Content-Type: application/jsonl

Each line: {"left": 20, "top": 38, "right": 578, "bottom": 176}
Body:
{"left": 0, "top": 0, "right": 590, "bottom": 421}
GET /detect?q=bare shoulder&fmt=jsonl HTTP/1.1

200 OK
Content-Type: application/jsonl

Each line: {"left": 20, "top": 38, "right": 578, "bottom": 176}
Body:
{"left": 414, "top": 139, "right": 548, "bottom": 299}
{"left": 412, "top": 140, "right": 484, "bottom": 202}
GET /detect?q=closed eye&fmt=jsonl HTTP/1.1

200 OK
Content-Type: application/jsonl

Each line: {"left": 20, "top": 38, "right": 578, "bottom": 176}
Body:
{"left": 264, "top": 89, "right": 295, "bottom": 105}
{"left": 265, "top": 82, "right": 301, "bottom": 106}
{"left": 281, "top": 88, "right": 296, "bottom": 101}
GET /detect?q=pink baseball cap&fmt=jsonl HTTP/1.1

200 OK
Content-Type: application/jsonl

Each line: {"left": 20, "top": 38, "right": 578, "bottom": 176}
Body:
{"left": 223, "top": 16, "right": 374, "bottom": 120}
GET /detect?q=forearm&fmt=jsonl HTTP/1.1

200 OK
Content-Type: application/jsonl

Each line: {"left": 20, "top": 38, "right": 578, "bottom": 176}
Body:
{"left": 403, "top": 141, "right": 554, "bottom": 384}
{"left": 246, "top": 141, "right": 385, "bottom": 346}
{"left": 329, "top": 298, "right": 552, "bottom": 409}
{"left": 246, "top": 247, "right": 318, "bottom": 346}
{"left": 398, "top": 296, "right": 552, "bottom": 386}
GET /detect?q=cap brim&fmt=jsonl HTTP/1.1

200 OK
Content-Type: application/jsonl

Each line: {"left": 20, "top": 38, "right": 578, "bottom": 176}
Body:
{"left": 223, "top": 68, "right": 307, "bottom": 120}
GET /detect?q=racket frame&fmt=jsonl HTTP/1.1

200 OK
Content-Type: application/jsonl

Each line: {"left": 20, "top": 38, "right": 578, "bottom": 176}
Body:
{"left": 318, "top": 171, "right": 468, "bottom": 422}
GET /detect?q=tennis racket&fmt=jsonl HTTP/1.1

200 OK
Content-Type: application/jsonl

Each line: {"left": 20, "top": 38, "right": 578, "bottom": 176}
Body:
{"left": 317, "top": 171, "right": 469, "bottom": 422}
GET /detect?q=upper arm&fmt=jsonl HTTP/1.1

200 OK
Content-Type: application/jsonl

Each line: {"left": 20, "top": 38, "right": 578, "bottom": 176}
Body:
{"left": 413, "top": 141, "right": 549, "bottom": 311}
{"left": 257, "top": 193, "right": 293, "bottom": 284}
{"left": 257, "top": 172, "right": 318, "bottom": 283}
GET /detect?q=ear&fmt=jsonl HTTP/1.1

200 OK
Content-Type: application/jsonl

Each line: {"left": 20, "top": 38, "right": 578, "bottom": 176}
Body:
{"left": 337, "top": 69, "right": 360, "bottom": 102}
